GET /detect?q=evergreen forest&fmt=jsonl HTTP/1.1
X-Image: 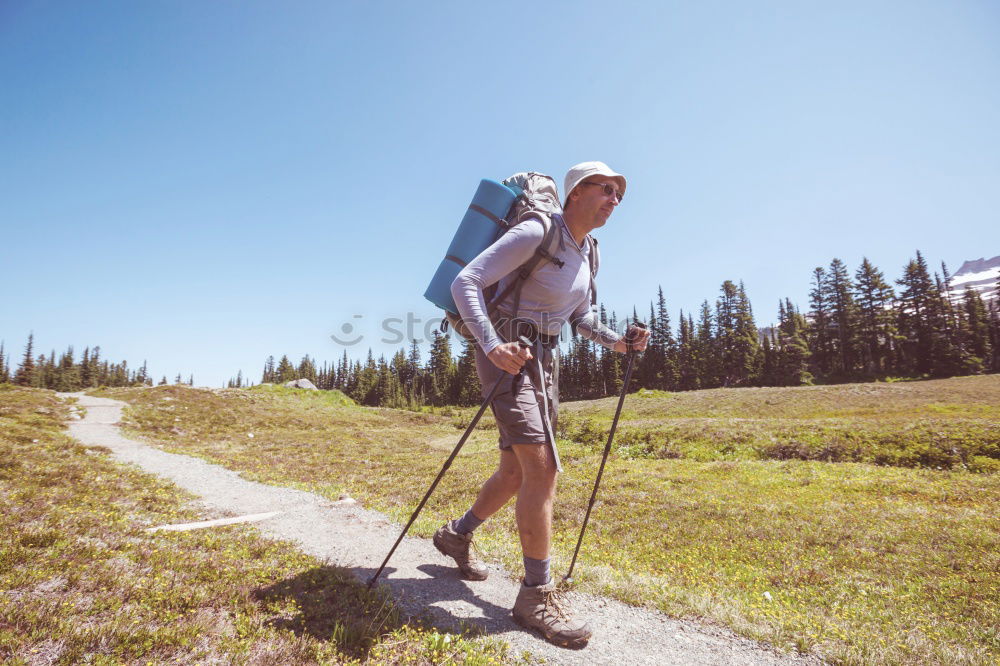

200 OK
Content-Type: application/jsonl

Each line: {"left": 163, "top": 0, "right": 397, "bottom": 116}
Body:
{"left": 250, "top": 251, "right": 1000, "bottom": 407}
{"left": 5, "top": 252, "right": 997, "bottom": 405}
{"left": 0, "top": 333, "right": 191, "bottom": 391}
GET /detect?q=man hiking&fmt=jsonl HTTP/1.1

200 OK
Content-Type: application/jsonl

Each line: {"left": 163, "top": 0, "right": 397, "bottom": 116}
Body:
{"left": 434, "top": 161, "right": 650, "bottom": 648}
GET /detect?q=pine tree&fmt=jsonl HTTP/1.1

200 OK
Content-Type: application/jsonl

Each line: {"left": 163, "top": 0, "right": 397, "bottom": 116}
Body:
{"left": 376, "top": 355, "right": 392, "bottom": 405}
{"left": 824, "top": 258, "right": 859, "bottom": 379}
{"left": 275, "top": 355, "right": 296, "bottom": 383}
{"left": 695, "top": 300, "right": 717, "bottom": 388}
{"left": 40, "top": 349, "right": 57, "bottom": 389}
{"left": 336, "top": 350, "right": 350, "bottom": 390}
{"left": 760, "top": 332, "right": 776, "bottom": 385}
{"left": 641, "top": 286, "right": 678, "bottom": 391}
{"left": 659, "top": 294, "right": 679, "bottom": 391}
{"left": 355, "top": 350, "right": 378, "bottom": 405}
{"left": 296, "top": 355, "right": 318, "bottom": 385}
{"left": 56, "top": 346, "right": 81, "bottom": 391}
{"left": 316, "top": 361, "right": 331, "bottom": 389}
{"left": 988, "top": 292, "right": 1000, "bottom": 371}
{"left": 853, "top": 258, "right": 896, "bottom": 377}
{"left": 137, "top": 360, "right": 150, "bottom": 386}
{"left": 895, "top": 253, "right": 933, "bottom": 375}
{"left": 90, "top": 347, "right": 102, "bottom": 387}
{"left": 932, "top": 269, "right": 968, "bottom": 375}
{"left": 962, "top": 288, "right": 991, "bottom": 372}
{"left": 0, "top": 341, "right": 8, "bottom": 383}
{"left": 599, "top": 307, "right": 623, "bottom": 396}
{"left": 894, "top": 251, "right": 969, "bottom": 376}
{"left": 676, "top": 311, "right": 698, "bottom": 391}
{"left": 345, "top": 359, "right": 362, "bottom": 397}
{"left": 565, "top": 330, "right": 581, "bottom": 399}
{"left": 78, "top": 347, "right": 91, "bottom": 387}
{"left": 398, "top": 340, "right": 421, "bottom": 398}
{"left": 427, "top": 331, "right": 455, "bottom": 405}
{"left": 638, "top": 301, "right": 663, "bottom": 390}
{"left": 774, "top": 298, "right": 813, "bottom": 385}
{"left": 14, "top": 333, "right": 35, "bottom": 387}
{"left": 385, "top": 349, "right": 415, "bottom": 408}
{"left": 454, "top": 339, "right": 481, "bottom": 406}
{"left": 734, "top": 282, "right": 763, "bottom": 385}
{"left": 716, "top": 281, "right": 759, "bottom": 386}
{"left": 262, "top": 356, "right": 276, "bottom": 383}
{"left": 576, "top": 336, "right": 601, "bottom": 398}
{"left": 807, "top": 267, "right": 833, "bottom": 380}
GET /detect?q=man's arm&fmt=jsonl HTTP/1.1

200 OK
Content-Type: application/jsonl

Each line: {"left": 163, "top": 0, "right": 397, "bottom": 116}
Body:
{"left": 570, "top": 302, "right": 650, "bottom": 353}
{"left": 450, "top": 218, "right": 545, "bottom": 355}
{"left": 570, "top": 301, "right": 622, "bottom": 350}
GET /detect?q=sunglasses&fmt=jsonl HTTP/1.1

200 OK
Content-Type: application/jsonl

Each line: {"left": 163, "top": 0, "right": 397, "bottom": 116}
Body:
{"left": 580, "top": 181, "right": 624, "bottom": 203}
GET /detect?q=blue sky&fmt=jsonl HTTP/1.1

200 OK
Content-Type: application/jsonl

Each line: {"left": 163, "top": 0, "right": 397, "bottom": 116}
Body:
{"left": 2, "top": 1, "right": 998, "bottom": 387}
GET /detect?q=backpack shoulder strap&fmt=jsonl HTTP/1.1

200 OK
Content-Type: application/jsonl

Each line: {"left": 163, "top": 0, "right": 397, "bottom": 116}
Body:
{"left": 587, "top": 235, "right": 599, "bottom": 306}
{"left": 486, "top": 214, "right": 562, "bottom": 319}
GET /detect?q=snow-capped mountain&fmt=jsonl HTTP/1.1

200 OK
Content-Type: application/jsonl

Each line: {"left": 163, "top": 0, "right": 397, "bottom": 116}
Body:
{"left": 947, "top": 255, "right": 999, "bottom": 303}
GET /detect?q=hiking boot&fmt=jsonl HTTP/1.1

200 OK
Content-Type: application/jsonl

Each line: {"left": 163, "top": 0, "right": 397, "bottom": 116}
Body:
{"left": 433, "top": 520, "right": 488, "bottom": 581}
{"left": 512, "top": 580, "right": 592, "bottom": 648}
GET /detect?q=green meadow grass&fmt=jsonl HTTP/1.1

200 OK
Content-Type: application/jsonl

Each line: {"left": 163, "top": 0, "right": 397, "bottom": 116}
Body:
{"left": 560, "top": 375, "right": 1000, "bottom": 472}
{"left": 0, "top": 384, "right": 507, "bottom": 665}
{"left": 98, "top": 380, "right": 1000, "bottom": 665}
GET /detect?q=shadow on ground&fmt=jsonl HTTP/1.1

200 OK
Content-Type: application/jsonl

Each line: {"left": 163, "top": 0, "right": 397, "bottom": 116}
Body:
{"left": 254, "top": 563, "right": 528, "bottom": 659}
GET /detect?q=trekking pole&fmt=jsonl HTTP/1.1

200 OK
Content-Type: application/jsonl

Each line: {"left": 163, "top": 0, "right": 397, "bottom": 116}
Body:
{"left": 564, "top": 322, "right": 646, "bottom": 583}
{"left": 368, "top": 336, "right": 533, "bottom": 589}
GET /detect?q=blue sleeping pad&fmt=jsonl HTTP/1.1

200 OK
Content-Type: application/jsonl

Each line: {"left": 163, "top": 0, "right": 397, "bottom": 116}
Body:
{"left": 424, "top": 179, "right": 519, "bottom": 314}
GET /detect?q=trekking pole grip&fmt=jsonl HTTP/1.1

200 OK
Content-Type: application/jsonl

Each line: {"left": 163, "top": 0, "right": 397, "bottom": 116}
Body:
{"left": 625, "top": 321, "right": 646, "bottom": 353}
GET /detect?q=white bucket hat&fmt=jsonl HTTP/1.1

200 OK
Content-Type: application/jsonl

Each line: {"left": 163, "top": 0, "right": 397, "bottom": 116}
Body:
{"left": 563, "top": 161, "right": 627, "bottom": 206}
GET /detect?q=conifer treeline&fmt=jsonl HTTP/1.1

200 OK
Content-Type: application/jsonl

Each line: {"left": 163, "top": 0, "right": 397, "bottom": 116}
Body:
{"left": 254, "top": 336, "right": 481, "bottom": 409}
{"left": 0, "top": 333, "right": 193, "bottom": 390}
{"left": 251, "top": 251, "right": 1000, "bottom": 408}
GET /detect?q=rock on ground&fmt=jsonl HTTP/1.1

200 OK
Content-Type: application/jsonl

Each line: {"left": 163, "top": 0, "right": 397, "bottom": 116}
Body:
{"left": 284, "top": 379, "right": 319, "bottom": 390}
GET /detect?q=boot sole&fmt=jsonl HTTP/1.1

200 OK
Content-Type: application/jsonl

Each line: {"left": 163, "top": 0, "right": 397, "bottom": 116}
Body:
{"left": 432, "top": 533, "right": 488, "bottom": 581}
{"left": 512, "top": 611, "right": 591, "bottom": 649}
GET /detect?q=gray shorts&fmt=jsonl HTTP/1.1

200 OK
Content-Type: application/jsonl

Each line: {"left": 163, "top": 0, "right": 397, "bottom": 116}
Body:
{"left": 474, "top": 321, "right": 560, "bottom": 453}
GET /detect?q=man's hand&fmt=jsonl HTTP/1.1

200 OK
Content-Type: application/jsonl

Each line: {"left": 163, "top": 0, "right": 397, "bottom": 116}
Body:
{"left": 488, "top": 341, "right": 533, "bottom": 375}
{"left": 614, "top": 326, "right": 650, "bottom": 354}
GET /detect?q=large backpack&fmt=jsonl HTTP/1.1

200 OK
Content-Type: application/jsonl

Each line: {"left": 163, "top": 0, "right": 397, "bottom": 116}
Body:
{"left": 424, "top": 172, "right": 598, "bottom": 341}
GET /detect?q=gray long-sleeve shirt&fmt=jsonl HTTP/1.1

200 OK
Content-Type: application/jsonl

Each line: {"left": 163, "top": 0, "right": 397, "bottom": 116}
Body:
{"left": 451, "top": 215, "right": 622, "bottom": 355}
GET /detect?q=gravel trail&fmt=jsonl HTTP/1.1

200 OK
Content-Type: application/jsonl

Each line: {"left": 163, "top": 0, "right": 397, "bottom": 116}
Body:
{"left": 61, "top": 392, "right": 822, "bottom": 665}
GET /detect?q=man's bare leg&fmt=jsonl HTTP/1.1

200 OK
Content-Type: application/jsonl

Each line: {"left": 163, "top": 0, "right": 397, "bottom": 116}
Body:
{"left": 435, "top": 448, "right": 523, "bottom": 579}
{"left": 510, "top": 443, "right": 558, "bottom": 561}
{"left": 467, "top": 448, "right": 522, "bottom": 521}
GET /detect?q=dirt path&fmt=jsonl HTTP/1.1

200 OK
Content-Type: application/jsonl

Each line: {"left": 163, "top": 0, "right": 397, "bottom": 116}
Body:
{"left": 62, "top": 393, "right": 822, "bottom": 665}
